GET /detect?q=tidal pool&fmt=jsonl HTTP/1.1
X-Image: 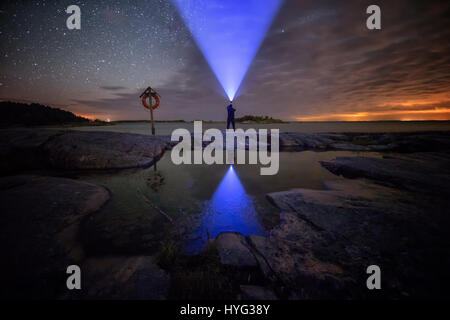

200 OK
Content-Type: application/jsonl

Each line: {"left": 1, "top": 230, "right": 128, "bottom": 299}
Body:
{"left": 79, "top": 150, "right": 381, "bottom": 254}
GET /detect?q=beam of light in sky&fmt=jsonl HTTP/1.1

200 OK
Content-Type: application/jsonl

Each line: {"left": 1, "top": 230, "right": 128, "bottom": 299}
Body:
{"left": 172, "top": 0, "right": 283, "bottom": 101}
{"left": 185, "top": 165, "right": 264, "bottom": 254}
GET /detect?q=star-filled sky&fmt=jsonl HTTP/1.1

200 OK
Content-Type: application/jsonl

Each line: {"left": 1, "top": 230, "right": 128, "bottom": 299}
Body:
{"left": 1, "top": 0, "right": 449, "bottom": 121}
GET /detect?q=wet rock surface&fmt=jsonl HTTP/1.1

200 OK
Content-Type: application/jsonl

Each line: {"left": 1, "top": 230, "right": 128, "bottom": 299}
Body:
{"left": 279, "top": 131, "right": 450, "bottom": 152}
{"left": 0, "top": 175, "right": 109, "bottom": 298}
{"left": 320, "top": 155, "right": 450, "bottom": 193}
{"left": 215, "top": 232, "right": 258, "bottom": 268}
{"left": 69, "top": 256, "right": 170, "bottom": 300}
{"left": 239, "top": 285, "right": 278, "bottom": 300}
{"left": 0, "top": 129, "right": 64, "bottom": 173}
{"left": 0, "top": 175, "right": 170, "bottom": 299}
{"left": 2, "top": 127, "right": 450, "bottom": 299}
{"left": 43, "top": 130, "right": 167, "bottom": 170}
{"left": 213, "top": 152, "right": 450, "bottom": 299}
{"left": 80, "top": 206, "right": 169, "bottom": 255}
{"left": 279, "top": 132, "right": 334, "bottom": 151}
{"left": 2, "top": 129, "right": 449, "bottom": 170}
{"left": 169, "top": 130, "right": 450, "bottom": 153}
{"left": 0, "top": 128, "right": 168, "bottom": 173}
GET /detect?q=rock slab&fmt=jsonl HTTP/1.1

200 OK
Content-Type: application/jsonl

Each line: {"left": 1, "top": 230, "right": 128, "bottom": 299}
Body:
{"left": 0, "top": 128, "right": 168, "bottom": 173}
{"left": 0, "top": 175, "right": 109, "bottom": 298}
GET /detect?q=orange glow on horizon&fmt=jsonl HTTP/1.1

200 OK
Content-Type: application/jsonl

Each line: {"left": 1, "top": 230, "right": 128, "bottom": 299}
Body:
{"left": 74, "top": 113, "right": 99, "bottom": 120}
{"left": 297, "top": 107, "right": 450, "bottom": 122}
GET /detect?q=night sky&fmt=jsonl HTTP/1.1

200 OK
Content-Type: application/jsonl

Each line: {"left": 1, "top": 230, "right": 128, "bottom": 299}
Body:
{"left": 1, "top": 0, "right": 449, "bottom": 121}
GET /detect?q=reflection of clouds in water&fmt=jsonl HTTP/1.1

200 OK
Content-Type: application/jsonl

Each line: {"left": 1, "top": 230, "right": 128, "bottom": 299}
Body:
{"left": 186, "top": 165, "right": 264, "bottom": 254}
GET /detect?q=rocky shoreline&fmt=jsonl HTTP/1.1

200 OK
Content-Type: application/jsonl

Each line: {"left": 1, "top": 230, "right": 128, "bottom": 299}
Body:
{"left": 3, "top": 129, "right": 450, "bottom": 174}
{"left": 1, "top": 128, "right": 449, "bottom": 299}
{"left": 0, "top": 128, "right": 168, "bottom": 174}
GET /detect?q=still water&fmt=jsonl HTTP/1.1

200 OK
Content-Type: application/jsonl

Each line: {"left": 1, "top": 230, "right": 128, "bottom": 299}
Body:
{"left": 69, "top": 121, "right": 449, "bottom": 253}
{"left": 79, "top": 149, "right": 382, "bottom": 254}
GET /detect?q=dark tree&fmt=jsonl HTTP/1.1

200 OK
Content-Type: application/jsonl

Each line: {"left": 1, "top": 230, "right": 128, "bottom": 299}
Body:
{"left": 0, "top": 101, "right": 90, "bottom": 127}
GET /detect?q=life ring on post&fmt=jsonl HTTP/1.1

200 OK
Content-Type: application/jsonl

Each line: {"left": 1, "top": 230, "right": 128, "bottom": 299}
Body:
{"left": 141, "top": 93, "right": 160, "bottom": 110}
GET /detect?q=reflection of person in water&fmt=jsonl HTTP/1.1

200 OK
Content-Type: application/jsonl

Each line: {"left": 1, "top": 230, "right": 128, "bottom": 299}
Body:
{"left": 226, "top": 102, "right": 236, "bottom": 130}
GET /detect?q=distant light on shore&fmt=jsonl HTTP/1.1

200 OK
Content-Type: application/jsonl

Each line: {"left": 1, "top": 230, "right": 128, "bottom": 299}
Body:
{"left": 74, "top": 113, "right": 96, "bottom": 120}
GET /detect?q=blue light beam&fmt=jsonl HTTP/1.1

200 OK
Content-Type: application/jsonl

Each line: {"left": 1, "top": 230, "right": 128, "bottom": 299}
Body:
{"left": 202, "top": 165, "right": 264, "bottom": 239}
{"left": 184, "top": 165, "right": 265, "bottom": 254}
{"left": 172, "top": 0, "right": 282, "bottom": 101}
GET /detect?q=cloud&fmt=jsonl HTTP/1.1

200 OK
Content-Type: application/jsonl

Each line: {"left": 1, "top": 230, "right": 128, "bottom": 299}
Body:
{"left": 61, "top": 0, "right": 450, "bottom": 121}
{"left": 99, "top": 86, "right": 128, "bottom": 91}
{"left": 222, "top": 0, "right": 450, "bottom": 120}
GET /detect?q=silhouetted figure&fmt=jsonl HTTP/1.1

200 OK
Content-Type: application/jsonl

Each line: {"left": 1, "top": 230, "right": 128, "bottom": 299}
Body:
{"left": 226, "top": 102, "right": 236, "bottom": 130}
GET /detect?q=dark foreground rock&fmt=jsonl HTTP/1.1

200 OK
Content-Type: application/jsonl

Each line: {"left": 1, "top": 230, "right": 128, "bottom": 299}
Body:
{"left": 2, "top": 126, "right": 450, "bottom": 299}
{"left": 320, "top": 155, "right": 450, "bottom": 193}
{"left": 215, "top": 232, "right": 258, "bottom": 268}
{"left": 2, "top": 129, "right": 450, "bottom": 174}
{"left": 213, "top": 152, "right": 450, "bottom": 299}
{"left": 278, "top": 131, "right": 450, "bottom": 152}
{"left": 81, "top": 205, "right": 169, "bottom": 255}
{"left": 280, "top": 131, "right": 450, "bottom": 152}
{"left": 0, "top": 128, "right": 168, "bottom": 174}
{"left": 239, "top": 285, "right": 278, "bottom": 300}
{"left": 171, "top": 130, "right": 450, "bottom": 153}
{"left": 0, "top": 175, "right": 109, "bottom": 298}
{"left": 44, "top": 130, "right": 167, "bottom": 170}
{"left": 67, "top": 256, "right": 169, "bottom": 300}
{"left": 0, "top": 175, "right": 171, "bottom": 299}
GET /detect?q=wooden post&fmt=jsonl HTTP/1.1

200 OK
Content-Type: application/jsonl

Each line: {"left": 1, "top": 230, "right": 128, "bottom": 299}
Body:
{"left": 140, "top": 86, "right": 157, "bottom": 135}
{"left": 150, "top": 95, "right": 155, "bottom": 135}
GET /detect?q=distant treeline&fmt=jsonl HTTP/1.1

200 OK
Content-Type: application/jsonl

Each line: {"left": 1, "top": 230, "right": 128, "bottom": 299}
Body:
{"left": 0, "top": 101, "right": 95, "bottom": 127}
{"left": 235, "top": 115, "right": 285, "bottom": 123}
{"left": 113, "top": 119, "right": 187, "bottom": 123}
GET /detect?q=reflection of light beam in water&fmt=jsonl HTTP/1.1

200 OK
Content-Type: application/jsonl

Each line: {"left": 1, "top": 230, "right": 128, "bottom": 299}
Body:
{"left": 186, "top": 165, "right": 264, "bottom": 254}
{"left": 172, "top": 0, "right": 283, "bottom": 101}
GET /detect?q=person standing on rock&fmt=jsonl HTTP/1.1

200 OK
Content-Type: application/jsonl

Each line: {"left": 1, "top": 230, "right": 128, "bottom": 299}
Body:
{"left": 226, "top": 102, "right": 236, "bottom": 130}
